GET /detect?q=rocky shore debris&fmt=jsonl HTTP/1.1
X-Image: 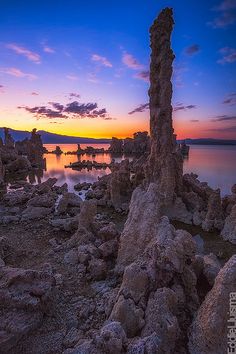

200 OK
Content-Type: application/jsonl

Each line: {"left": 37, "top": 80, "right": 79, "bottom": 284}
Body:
{"left": 0, "top": 266, "right": 55, "bottom": 353}
{"left": 74, "top": 182, "right": 91, "bottom": 191}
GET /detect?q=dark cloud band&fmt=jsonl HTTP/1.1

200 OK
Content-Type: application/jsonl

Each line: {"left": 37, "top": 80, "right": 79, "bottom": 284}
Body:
{"left": 18, "top": 99, "right": 113, "bottom": 120}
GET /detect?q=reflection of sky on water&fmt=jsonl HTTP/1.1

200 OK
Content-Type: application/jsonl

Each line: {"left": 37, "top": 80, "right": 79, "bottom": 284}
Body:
{"left": 183, "top": 145, "right": 236, "bottom": 196}
{"left": 41, "top": 144, "right": 236, "bottom": 195}
{"left": 42, "top": 144, "right": 124, "bottom": 192}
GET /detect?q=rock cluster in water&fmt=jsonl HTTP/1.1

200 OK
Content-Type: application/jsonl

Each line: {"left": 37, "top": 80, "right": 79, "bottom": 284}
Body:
{"left": 0, "top": 7, "right": 235, "bottom": 354}
{"left": 109, "top": 132, "right": 150, "bottom": 155}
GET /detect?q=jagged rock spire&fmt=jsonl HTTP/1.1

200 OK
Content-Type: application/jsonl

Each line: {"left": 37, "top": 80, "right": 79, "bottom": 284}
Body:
{"left": 4, "top": 127, "right": 15, "bottom": 149}
{"left": 149, "top": 8, "right": 175, "bottom": 152}
{"left": 146, "top": 8, "right": 183, "bottom": 205}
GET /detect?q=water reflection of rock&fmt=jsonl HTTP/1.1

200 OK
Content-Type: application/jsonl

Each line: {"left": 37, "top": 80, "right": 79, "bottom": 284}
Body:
{"left": 65, "top": 160, "right": 113, "bottom": 170}
{"left": 28, "top": 168, "right": 44, "bottom": 185}
{"left": 41, "top": 148, "right": 133, "bottom": 193}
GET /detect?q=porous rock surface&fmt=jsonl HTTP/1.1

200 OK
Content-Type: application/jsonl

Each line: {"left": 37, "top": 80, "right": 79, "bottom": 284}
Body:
{"left": 0, "top": 266, "right": 55, "bottom": 353}
{"left": 188, "top": 255, "right": 236, "bottom": 354}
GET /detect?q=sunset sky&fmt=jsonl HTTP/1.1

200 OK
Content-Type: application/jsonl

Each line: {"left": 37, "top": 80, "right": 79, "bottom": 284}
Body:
{"left": 0, "top": 0, "right": 236, "bottom": 139}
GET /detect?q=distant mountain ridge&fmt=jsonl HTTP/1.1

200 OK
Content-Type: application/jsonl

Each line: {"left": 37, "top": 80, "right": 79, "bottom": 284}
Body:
{"left": 0, "top": 128, "right": 111, "bottom": 144}
{"left": 183, "top": 138, "right": 236, "bottom": 145}
{"left": 0, "top": 128, "right": 235, "bottom": 145}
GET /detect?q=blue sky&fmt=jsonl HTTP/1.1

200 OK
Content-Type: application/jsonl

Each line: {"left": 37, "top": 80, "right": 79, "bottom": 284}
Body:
{"left": 0, "top": 0, "right": 236, "bottom": 139}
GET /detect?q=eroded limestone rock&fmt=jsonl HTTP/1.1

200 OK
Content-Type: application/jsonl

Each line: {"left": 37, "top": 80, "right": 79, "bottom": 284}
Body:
{"left": 108, "top": 137, "right": 123, "bottom": 154}
{"left": 6, "top": 156, "right": 31, "bottom": 173}
{"left": 145, "top": 7, "right": 183, "bottom": 206}
{"left": 188, "top": 255, "right": 236, "bottom": 354}
{"left": 0, "top": 156, "right": 5, "bottom": 185}
{"left": 116, "top": 183, "right": 161, "bottom": 270}
{"left": 221, "top": 204, "right": 236, "bottom": 244}
{"left": 78, "top": 200, "right": 97, "bottom": 230}
{"left": 21, "top": 206, "right": 53, "bottom": 221}
{"left": 57, "top": 192, "right": 82, "bottom": 215}
{"left": 112, "top": 217, "right": 197, "bottom": 346}
{"left": 142, "top": 288, "right": 180, "bottom": 352}
{"left": 4, "top": 128, "right": 14, "bottom": 149}
{"left": 27, "top": 193, "right": 57, "bottom": 208}
{"left": 202, "top": 189, "right": 224, "bottom": 231}
{"left": 0, "top": 266, "right": 55, "bottom": 353}
{"left": 108, "top": 159, "right": 132, "bottom": 211}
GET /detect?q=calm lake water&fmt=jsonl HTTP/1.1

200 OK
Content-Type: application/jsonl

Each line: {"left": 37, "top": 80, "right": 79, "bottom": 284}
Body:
{"left": 40, "top": 144, "right": 236, "bottom": 196}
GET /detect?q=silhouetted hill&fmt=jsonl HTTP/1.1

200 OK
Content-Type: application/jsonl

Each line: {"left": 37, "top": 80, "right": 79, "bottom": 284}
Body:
{"left": 181, "top": 138, "right": 236, "bottom": 145}
{"left": 0, "top": 128, "right": 111, "bottom": 144}
{"left": 0, "top": 128, "right": 235, "bottom": 145}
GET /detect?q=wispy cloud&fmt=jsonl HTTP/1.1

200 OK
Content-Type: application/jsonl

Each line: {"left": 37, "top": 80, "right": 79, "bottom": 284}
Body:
{"left": 173, "top": 63, "right": 188, "bottom": 88}
{"left": 211, "top": 114, "right": 236, "bottom": 121}
{"left": 31, "top": 92, "right": 39, "bottom": 96}
{"left": 0, "top": 85, "right": 5, "bottom": 93}
{"left": 190, "top": 119, "right": 199, "bottom": 122}
{"left": 6, "top": 43, "right": 41, "bottom": 63}
{"left": 69, "top": 92, "right": 80, "bottom": 99}
{"left": 122, "top": 50, "right": 149, "bottom": 83}
{"left": 207, "top": 125, "right": 236, "bottom": 132}
{"left": 43, "top": 46, "right": 55, "bottom": 54}
{"left": 133, "top": 71, "right": 149, "bottom": 82}
{"left": 49, "top": 121, "right": 63, "bottom": 124}
{"left": 185, "top": 44, "right": 200, "bottom": 56}
{"left": 88, "top": 73, "right": 99, "bottom": 84}
{"left": 122, "top": 52, "right": 143, "bottom": 70}
{"left": 128, "top": 102, "right": 197, "bottom": 115}
{"left": 64, "top": 51, "right": 71, "bottom": 58}
{"left": 214, "top": 0, "right": 236, "bottom": 11}
{"left": 217, "top": 47, "right": 236, "bottom": 64}
{"left": 209, "top": 12, "right": 236, "bottom": 27}
{"left": 19, "top": 99, "right": 114, "bottom": 120}
{"left": 223, "top": 92, "right": 236, "bottom": 104}
{"left": 91, "top": 54, "right": 112, "bottom": 67}
{"left": 174, "top": 103, "right": 197, "bottom": 111}
{"left": 114, "top": 68, "right": 124, "bottom": 78}
{"left": 209, "top": 0, "right": 236, "bottom": 28}
{"left": 0, "top": 67, "right": 37, "bottom": 80}
{"left": 66, "top": 74, "right": 79, "bottom": 81}
{"left": 128, "top": 103, "right": 149, "bottom": 115}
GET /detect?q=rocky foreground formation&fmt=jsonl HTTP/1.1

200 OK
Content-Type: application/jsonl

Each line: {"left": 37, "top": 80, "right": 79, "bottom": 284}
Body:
{"left": 0, "top": 266, "right": 55, "bottom": 353}
{"left": 0, "top": 128, "right": 46, "bottom": 192}
{"left": 189, "top": 255, "right": 236, "bottom": 354}
{"left": 0, "top": 7, "right": 235, "bottom": 354}
{"left": 0, "top": 174, "right": 234, "bottom": 353}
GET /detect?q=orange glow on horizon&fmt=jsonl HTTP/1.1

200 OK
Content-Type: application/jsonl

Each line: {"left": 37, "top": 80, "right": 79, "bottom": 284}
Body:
{"left": 1, "top": 110, "right": 235, "bottom": 140}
